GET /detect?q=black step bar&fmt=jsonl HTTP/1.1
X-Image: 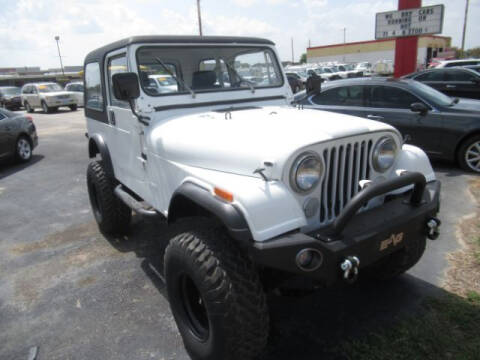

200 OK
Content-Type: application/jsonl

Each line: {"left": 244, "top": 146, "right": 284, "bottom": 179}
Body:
{"left": 114, "top": 185, "right": 157, "bottom": 216}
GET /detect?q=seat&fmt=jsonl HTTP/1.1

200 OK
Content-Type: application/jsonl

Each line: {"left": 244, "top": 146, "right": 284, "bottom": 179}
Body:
{"left": 192, "top": 71, "right": 218, "bottom": 90}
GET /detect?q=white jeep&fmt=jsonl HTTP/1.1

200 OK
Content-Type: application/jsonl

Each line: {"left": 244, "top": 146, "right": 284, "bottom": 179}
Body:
{"left": 84, "top": 36, "right": 441, "bottom": 360}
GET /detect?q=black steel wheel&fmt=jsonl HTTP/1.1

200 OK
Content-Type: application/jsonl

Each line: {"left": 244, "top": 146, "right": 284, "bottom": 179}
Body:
{"left": 164, "top": 220, "right": 269, "bottom": 360}
{"left": 86, "top": 161, "right": 131, "bottom": 235}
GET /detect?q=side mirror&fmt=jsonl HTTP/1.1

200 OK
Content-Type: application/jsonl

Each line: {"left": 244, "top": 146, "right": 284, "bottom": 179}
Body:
{"left": 306, "top": 73, "right": 322, "bottom": 95}
{"left": 112, "top": 72, "right": 140, "bottom": 101}
{"left": 410, "top": 102, "right": 429, "bottom": 115}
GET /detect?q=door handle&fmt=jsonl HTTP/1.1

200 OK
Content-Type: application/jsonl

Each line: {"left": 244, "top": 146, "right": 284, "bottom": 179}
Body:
{"left": 367, "top": 114, "right": 384, "bottom": 120}
{"left": 446, "top": 85, "right": 456, "bottom": 88}
{"left": 109, "top": 110, "right": 116, "bottom": 126}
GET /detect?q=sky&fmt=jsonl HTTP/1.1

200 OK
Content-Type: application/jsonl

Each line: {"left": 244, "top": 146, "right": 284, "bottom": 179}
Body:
{"left": 0, "top": 0, "right": 479, "bottom": 69}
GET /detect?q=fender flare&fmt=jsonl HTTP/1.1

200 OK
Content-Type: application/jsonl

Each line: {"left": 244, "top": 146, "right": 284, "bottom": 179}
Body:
{"left": 88, "top": 133, "right": 114, "bottom": 177}
{"left": 168, "top": 182, "right": 252, "bottom": 243}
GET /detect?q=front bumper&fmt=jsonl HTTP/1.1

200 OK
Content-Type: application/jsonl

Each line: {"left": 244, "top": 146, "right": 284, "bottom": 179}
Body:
{"left": 250, "top": 174, "right": 440, "bottom": 286}
{"left": 3, "top": 97, "right": 22, "bottom": 108}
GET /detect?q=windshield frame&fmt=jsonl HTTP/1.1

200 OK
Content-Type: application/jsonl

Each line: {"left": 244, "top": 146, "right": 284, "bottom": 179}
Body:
{"left": 136, "top": 45, "right": 285, "bottom": 97}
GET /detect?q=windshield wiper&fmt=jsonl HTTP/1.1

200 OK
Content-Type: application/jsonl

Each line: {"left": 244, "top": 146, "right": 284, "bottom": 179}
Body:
{"left": 154, "top": 57, "right": 196, "bottom": 98}
{"left": 224, "top": 61, "right": 255, "bottom": 94}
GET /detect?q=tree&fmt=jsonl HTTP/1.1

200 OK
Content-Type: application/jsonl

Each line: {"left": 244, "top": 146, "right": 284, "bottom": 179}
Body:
{"left": 300, "top": 53, "right": 307, "bottom": 64}
{"left": 466, "top": 47, "right": 480, "bottom": 58}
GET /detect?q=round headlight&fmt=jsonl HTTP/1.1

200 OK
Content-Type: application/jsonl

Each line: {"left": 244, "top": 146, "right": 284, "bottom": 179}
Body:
{"left": 291, "top": 153, "right": 322, "bottom": 193}
{"left": 372, "top": 136, "right": 398, "bottom": 172}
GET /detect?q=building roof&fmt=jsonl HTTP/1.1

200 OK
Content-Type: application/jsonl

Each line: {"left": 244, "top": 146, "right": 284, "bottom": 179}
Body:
{"left": 85, "top": 35, "right": 275, "bottom": 64}
{"left": 307, "top": 35, "right": 451, "bottom": 51}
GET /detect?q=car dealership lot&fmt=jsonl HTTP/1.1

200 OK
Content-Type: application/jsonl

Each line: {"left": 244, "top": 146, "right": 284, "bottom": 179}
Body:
{"left": 0, "top": 110, "right": 477, "bottom": 360}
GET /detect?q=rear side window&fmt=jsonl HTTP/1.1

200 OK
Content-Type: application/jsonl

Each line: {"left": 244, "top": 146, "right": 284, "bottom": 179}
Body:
{"left": 312, "top": 86, "right": 364, "bottom": 106}
{"left": 415, "top": 71, "right": 445, "bottom": 81}
{"left": 85, "top": 63, "right": 104, "bottom": 111}
{"left": 445, "top": 69, "right": 477, "bottom": 82}
{"left": 445, "top": 61, "right": 480, "bottom": 67}
{"left": 368, "top": 86, "right": 419, "bottom": 109}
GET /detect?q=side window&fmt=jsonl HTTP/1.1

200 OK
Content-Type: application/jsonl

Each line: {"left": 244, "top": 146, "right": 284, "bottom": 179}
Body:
{"left": 369, "top": 86, "right": 420, "bottom": 109}
{"left": 415, "top": 71, "right": 445, "bottom": 81}
{"left": 107, "top": 55, "right": 130, "bottom": 108}
{"left": 85, "top": 62, "right": 104, "bottom": 111}
{"left": 0, "top": 112, "right": 5, "bottom": 121}
{"left": 312, "top": 86, "right": 364, "bottom": 106}
{"left": 445, "top": 70, "right": 477, "bottom": 82}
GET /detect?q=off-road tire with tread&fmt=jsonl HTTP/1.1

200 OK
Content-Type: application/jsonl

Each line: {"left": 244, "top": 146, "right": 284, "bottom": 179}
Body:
{"left": 164, "top": 220, "right": 269, "bottom": 360}
{"left": 366, "top": 236, "right": 426, "bottom": 280}
{"left": 86, "top": 160, "right": 131, "bottom": 235}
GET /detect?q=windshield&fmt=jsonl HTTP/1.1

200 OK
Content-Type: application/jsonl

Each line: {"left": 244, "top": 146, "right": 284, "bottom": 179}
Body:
{"left": 409, "top": 80, "right": 454, "bottom": 107}
{"left": 1, "top": 87, "right": 20, "bottom": 96}
{"left": 137, "top": 46, "right": 283, "bottom": 96}
{"left": 38, "top": 84, "right": 63, "bottom": 93}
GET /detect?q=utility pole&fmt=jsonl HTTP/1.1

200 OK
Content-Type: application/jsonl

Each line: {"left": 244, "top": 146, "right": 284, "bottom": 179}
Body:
{"left": 197, "top": 0, "right": 203, "bottom": 36}
{"left": 54, "top": 35, "right": 65, "bottom": 76}
{"left": 461, "top": 0, "right": 470, "bottom": 53}
{"left": 291, "top": 37, "right": 294, "bottom": 63}
{"left": 342, "top": 28, "right": 346, "bottom": 62}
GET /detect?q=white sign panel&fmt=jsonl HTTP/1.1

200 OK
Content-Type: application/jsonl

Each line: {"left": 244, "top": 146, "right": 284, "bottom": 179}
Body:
{"left": 375, "top": 4, "right": 444, "bottom": 40}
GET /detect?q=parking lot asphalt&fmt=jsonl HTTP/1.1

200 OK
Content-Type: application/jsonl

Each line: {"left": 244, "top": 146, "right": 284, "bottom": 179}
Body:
{"left": 0, "top": 109, "right": 477, "bottom": 360}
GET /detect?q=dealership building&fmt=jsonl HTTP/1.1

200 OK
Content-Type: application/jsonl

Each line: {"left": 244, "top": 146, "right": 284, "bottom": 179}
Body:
{"left": 306, "top": 35, "right": 451, "bottom": 66}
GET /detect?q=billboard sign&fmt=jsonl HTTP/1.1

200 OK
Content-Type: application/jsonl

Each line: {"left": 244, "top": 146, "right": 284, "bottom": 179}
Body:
{"left": 375, "top": 4, "right": 444, "bottom": 40}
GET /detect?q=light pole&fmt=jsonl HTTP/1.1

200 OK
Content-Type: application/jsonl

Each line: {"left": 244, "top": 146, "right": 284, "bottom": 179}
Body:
{"left": 197, "top": 0, "right": 203, "bottom": 36}
{"left": 461, "top": 0, "right": 470, "bottom": 53}
{"left": 54, "top": 36, "right": 65, "bottom": 76}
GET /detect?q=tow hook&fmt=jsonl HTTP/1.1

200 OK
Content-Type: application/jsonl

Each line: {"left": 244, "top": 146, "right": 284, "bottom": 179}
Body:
{"left": 340, "top": 256, "right": 360, "bottom": 284}
{"left": 427, "top": 217, "right": 441, "bottom": 240}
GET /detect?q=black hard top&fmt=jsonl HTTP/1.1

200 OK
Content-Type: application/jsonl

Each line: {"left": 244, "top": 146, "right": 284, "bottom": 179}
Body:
{"left": 84, "top": 35, "right": 275, "bottom": 64}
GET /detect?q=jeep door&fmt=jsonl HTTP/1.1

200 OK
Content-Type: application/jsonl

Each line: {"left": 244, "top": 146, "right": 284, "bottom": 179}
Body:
{"left": 105, "top": 51, "right": 147, "bottom": 197}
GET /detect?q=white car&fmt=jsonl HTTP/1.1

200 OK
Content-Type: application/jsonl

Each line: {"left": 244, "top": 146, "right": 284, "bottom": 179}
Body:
{"left": 146, "top": 74, "right": 178, "bottom": 94}
{"left": 355, "top": 62, "right": 373, "bottom": 76}
{"left": 84, "top": 35, "right": 441, "bottom": 360}
{"left": 432, "top": 58, "right": 480, "bottom": 68}
{"left": 21, "top": 82, "right": 77, "bottom": 113}
{"left": 64, "top": 82, "right": 84, "bottom": 107}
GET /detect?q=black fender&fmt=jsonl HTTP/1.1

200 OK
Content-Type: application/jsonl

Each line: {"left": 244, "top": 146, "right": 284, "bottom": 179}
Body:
{"left": 168, "top": 182, "right": 252, "bottom": 243}
{"left": 88, "top": 133, "right": 115, "bottom": 178}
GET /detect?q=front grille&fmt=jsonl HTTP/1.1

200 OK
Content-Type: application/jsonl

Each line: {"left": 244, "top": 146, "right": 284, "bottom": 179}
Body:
{"left": 57, "top": 95, "right": 69, "bottom": 99}
{"left": 319, "top": 139, "right": 374, "bottom": 224}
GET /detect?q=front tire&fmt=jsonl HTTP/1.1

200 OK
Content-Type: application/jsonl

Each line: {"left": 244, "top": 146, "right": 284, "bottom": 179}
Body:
{"left": 15, "top": 136, "right": 32, "bottom": 162}
{"left": 41, "top": 101, "right": 51, "bottom": 114}
{"left": 69, "top": 104, "right": 78, "bottom": 111}
{"left": 86, "top": 161, "right": 131, "bottom": 235}
{"left": 458, "top": 134, "right": 480, "bottom": 173}
{"left": 165, "top": 222, "right": 269, "bottom": 360}
{"left": 24, "top": 101, "right": 34, "bottom": 113}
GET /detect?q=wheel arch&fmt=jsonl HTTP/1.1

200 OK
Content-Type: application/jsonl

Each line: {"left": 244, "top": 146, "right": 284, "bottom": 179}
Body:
{"left": 168, "top": 182, "right": 252, "bottom": 244}
{"left": 88, "top": 133, "right": 115, "bottom": 177}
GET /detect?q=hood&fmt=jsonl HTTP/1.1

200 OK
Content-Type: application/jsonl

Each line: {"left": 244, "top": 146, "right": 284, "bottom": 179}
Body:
{"left": 450, "top": 98, "right": 480, "bottom": 113}
{"left": 149, "top": 106, "right": 396, "bottom": 179}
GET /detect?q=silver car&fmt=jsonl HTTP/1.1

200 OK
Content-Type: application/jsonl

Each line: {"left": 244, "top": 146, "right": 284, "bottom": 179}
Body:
{"left": 21, "top": 82, "right": 77, "bottom": 113}
{"left": 64, "top": 82, "right": 84, "bottom": 107}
